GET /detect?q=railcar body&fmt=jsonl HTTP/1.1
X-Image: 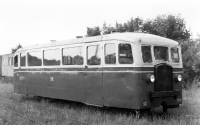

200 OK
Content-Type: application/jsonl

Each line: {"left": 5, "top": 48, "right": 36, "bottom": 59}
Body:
{"left": 14, "top": 33, "right": 183, "bottom": 111}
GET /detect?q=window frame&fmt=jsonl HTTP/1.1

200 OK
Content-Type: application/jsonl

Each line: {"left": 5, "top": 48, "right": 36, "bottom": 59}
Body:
{"left": 170, "top": 47, "right": 180, "bottom": 64}
{"left": 104, "top": 43, "right": 116, "bottom": 65}
{"left": 84, "top": 42, "right": 102, "bottom": 67}
{"left": 43, "top": 48, "right": 61, "bottom": 66}
{"left": 20, "top": 52, "right": 26, "bottom": 67}
{"left": 118, "top": 42, "right": 134, "bottom": 65}
{"left": 87, "top": 44, "right": 101, "bottom": 66}
{"left": 3, "top": 57, "right": 7, "bottom": 66}
{"left": 62, "top": 46, "right": 84, "bottom": 66}
{"left": 14, "top": 55, "right": 19, "bottom": 67}
{"left": 27, "top": 50, "right": 43, "bottom": 67}
{"left": 9, "top": 57, "right": 13, "bottom": 66}
{"left": 153, "top": 46, "right": 169, "bottom": 62}
{"left": 141, "top": 45, "right": 153, "bottom": 64}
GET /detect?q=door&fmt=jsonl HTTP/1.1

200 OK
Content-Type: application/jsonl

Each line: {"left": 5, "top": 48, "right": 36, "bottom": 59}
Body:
{"left": 19, "top": 52, "right": 28, "bottom": 95}
{"left": 2, "top": 57, "right": 8, "bottom": 76}
{"left": 84, "top": 42, "right": 103, "bottom": 106}
{"left": 14, "top": 54, "right": 27, "bottom": 95}
{"left": 18, "top": 72, "right": 28, "bottom": 94}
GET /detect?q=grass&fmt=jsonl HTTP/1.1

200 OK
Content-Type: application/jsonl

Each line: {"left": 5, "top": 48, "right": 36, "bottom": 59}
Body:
{"left": 0, "top": 79, "right": 199, "bottom": 125}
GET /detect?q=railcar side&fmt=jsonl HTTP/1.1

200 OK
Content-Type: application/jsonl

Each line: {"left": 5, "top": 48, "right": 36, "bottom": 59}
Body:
{"left": 13, "top": 33, "right": 183, "bottom": 111}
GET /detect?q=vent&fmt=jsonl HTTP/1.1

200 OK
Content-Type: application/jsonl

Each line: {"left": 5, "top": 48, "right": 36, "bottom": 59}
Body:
{"left": 154, "top": 63, "right": 173, "bottom": 91}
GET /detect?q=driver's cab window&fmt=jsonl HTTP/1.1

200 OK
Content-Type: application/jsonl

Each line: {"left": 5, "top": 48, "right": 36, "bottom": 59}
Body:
{"left": 154, "top": 46, "right": 169, "bottom": 61}
{"left": 171, "top": 47, "right": 179, "bottom": 63}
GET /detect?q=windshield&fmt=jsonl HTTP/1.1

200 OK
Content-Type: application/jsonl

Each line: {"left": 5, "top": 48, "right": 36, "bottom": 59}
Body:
{"left": 154, "top": 46, "right": 168, "bottom": 61}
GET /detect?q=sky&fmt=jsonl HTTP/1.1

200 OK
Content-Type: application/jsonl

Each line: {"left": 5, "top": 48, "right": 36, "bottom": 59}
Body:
{"left": 0, "top": 0, "right": 199, "bottom": 55}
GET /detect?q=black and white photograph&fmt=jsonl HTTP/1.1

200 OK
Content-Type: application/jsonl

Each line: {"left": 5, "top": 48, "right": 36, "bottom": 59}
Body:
{"left": 0, "top": 0, "right": 200, "bottom": 124}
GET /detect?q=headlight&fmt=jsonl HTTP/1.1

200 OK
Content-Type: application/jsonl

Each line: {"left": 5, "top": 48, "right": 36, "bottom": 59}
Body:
{"left": 150, "top": 75, "right": 155, "bottom": 82}
{"left": 174, "top": 74, "right": 182, "bottom": 82}
{"left": 146, "top": 74, "right": 155, "bottom": 83}
{"left": 177, "top": 75, "right": 182, "bottom": 82}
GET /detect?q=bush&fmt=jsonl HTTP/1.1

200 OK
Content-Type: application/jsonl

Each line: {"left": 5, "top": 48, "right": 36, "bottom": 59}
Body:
{"left": 181, "top": 37, "right": 200, "bottom": 88}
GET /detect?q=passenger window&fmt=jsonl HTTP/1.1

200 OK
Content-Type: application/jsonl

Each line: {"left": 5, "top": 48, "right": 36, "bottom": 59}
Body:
{"left": 20, "top": 53, "right": 26, "bottom": 66}
{"left": 141, "top": 46, "right": 152, "bottom": 63}
{"left": 28, "top": 51, "right": 42, "bottom": 66}
{"left": 3, "top": 58, "right": 7, "bottom": 65}
{"left": 171, "top": 47, "right": 179, "bottom": 63}
{"left": 154, "top": 46, "right": 168, "bottom": 61}
{"left": 14, "top": 55, "right": 18, "bottom": 67}
{"left": 87, "top": 45, "right": 101, "bottom": 65}
{"left": 9, "top": 57, "right": 13, "bottom": 66}
{"left": 62, "top": 47, "right": 83, "bottom": 65}
{"left": 44, "top": 49, "right": 60, "bottom": 66}
{"left": 119, "top": 43, "right": 133, "bottom": 64}
{"left": 105, "top": 44, "right": 116, "bottom": 64}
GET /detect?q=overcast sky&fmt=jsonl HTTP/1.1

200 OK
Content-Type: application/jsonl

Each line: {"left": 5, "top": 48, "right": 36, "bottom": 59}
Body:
{"left": 0, "top": 0, "right": 199, "bottom": 55}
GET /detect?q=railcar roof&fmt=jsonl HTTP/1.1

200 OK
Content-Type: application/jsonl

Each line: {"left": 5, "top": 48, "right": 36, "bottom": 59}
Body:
{"left": 1, "top": 53, "right": 14, "bottom": 57}
{"left": 17, "top": 33, "right": 178, "bottom": 52}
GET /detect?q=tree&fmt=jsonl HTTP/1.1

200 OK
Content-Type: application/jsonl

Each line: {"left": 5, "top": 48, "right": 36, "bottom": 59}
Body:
{"left": 102, "top": 22, "right": 114, "bottom": 35}
{"left": 115, "top": 21, "right": 126, "bottom": 33}
{"left": 87, "top": 14, "right": 190, "bottom": 42}
{"left": 11, "top": 44, "right": 22, "bottom": 53}
{"left": 143, "top": 14, "right": 191, "bottom": 42}
{"left": 126, "top": 17, "right": 143, "bottom": 32}
{"left": 87, "top": 26, "right": 101, "bottom": 36}
{"left": 181, "top": 40, "right": 198, "bottom": 86}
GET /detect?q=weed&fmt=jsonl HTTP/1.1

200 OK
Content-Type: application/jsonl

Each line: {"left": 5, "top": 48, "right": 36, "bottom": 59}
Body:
{"left": 0, "top": 81, "right": 200, "bottom": 125}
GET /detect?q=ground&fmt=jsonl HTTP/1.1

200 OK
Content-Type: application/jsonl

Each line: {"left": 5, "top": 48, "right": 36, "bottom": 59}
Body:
{"left": 0, "top": 80, "right": 200, "bottom": 125}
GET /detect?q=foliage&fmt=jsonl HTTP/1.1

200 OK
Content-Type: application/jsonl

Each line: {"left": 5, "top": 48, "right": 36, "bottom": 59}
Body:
{"left": 11, "top": 44, "right": 22, "bottom": 53}
{"left": 143, "top": 14, "right": 190, "bottom": 41}
{"left": 183, "top": 35, "right": 200, "bottom": 84}
{"left": 181, "top": 38, "right": 200, "bottom": 87}
{"left": 87, "top": 26, "right": 101, "bottom": 36}
{"left": 87, "top": 14, "right": 190, "bottom": 41}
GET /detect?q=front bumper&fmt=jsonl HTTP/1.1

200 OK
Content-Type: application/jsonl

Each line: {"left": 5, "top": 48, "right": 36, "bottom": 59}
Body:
{"left": 150, "top": 90, "right": 181, "bottom": 98}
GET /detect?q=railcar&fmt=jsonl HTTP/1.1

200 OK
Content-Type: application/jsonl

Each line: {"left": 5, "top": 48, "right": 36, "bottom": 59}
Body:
{"left": 0, "top": 55, "right": 2, "bottom": 76}
{"left": 13, "top": 33, "right": 183, "bottom": 113}
{"left": 1, "top": 54, "right": 13, "bottom": 77}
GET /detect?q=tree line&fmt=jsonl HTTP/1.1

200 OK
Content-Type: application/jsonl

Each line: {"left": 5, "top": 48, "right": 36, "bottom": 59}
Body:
{"left": 87, "top": 14, "right": 200, "bottom": 88}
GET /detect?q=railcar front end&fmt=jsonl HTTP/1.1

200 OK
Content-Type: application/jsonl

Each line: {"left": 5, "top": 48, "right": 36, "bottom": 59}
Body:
{"left": 136, "top": 44, "right": 182, "bottom": 112}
